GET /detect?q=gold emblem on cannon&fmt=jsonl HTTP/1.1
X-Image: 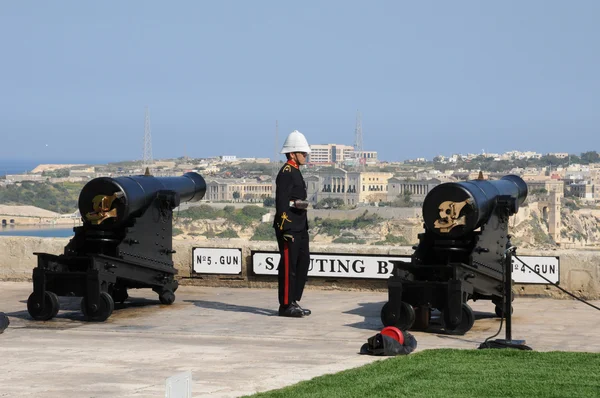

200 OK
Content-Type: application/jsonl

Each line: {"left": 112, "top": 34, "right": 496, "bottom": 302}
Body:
{"left": 434, "top": 199, "right": 472, "bottom": 233}
{"left": 85, "top": 192, "right": 123, "bottom": 225}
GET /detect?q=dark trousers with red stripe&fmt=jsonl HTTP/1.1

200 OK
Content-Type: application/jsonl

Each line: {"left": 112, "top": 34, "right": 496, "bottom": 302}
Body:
{"left": 276, "top": 229, "right": 310, "bottom": 307}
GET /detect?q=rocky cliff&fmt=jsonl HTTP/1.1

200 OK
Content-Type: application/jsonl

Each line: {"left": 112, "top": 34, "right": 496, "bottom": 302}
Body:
{"left": 174, "top": 203, "right": 600, "bottom": 250}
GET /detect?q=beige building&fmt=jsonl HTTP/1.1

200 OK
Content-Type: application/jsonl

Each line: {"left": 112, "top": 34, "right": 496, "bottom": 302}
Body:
{"left": 307, "top": 143, "right": 379, "bottom": 166}
{"left": 357, "top": 151, "right": 379, "bottom": 165}
{"left": 569, "top": 182, "right": 594, "bottom": 200}
{"left": 387, "top": 178, "right": 442, "bottom": 206}
{"left": 69, "top": 167, "right": 96, "bottom": 178}
{"left": 523, "top": 177, "right": 564, "bottom": 243}
{"left": 204, "top": 179, "right": 273, "bottom": 202}
{"left": 308, "top": 144, "right": 355, "bottom": 165}
{"left": 547, "top": 152, "right": 569, "bottom": 159}
{"left": 305, "top": 170, "right": 393, "bottom": 205}
{"left": 523, "top": 177, "right": 564, "bottom": 195}
{"left": 588, "top": 164, "right": 600, "bottom": 200}
{"left": 5, "top": 174, "right": 45, "bottom": 182}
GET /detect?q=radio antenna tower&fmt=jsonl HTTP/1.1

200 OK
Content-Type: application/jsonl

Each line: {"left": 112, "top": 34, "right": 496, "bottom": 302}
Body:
{"left": 353, "top": 110, "right": 364, "bottom": 171}
{"left": 142, "top": 106, "right": 153, "bottom": 174}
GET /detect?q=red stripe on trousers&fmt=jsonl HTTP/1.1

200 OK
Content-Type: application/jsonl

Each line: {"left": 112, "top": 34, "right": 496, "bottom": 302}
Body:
{"left": 283, "top": 241, "right": 289, "bottom": 305}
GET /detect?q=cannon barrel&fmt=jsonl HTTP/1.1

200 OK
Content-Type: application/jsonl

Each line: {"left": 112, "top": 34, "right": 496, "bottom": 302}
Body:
{"left": 422, "top": 175, "right": 527, "bottom": 238}
{"left": 78, "top": 172, "right": 206, "bottom": 227}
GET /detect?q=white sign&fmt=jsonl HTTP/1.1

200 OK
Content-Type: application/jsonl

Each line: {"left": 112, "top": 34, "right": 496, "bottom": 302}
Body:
{"left": 192, "top": 248, "right": 242, "bottom": 274}
{"left": 252, "top": 251, "right": 410, "bottom": 279}
{"left": 165, "top": 370, "right": 192, "bottom": 398}
{"left": 511, "top": 255, "right": 560, "bottom": 284}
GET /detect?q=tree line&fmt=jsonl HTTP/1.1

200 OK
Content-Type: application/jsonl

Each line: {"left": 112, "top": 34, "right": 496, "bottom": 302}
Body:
{"left": 0, "top": 181, "right": 84, "bottom": 214}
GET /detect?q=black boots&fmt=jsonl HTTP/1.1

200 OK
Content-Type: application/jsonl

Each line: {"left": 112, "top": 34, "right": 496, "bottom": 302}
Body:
{"left": 279, "top": 304, "right": 304, "bottom": 317}
{"left": 278, "top": 302, "right": 311, "bottom": 317}
{"left": 294, "top": 302, "right": 311, "bottom": 316}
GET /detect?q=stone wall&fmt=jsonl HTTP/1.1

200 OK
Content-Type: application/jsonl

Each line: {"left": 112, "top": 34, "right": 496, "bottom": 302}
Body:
{"left": 1, "top": 236, "right": 598, "bottom": 299}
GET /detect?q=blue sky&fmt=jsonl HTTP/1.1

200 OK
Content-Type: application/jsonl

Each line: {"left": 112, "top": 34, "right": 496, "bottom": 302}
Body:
{"left": 1, "top": 1, "right": 598, "bottom": 163}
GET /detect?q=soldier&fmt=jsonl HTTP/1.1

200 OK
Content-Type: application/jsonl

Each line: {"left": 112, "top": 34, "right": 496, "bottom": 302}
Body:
{"left": 273, "top": 130, "right": 312, "bottom": 318}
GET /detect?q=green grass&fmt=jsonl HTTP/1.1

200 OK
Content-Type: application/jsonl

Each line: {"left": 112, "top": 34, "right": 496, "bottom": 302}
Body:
{"left": 251, "top": 223, "right": 275, "bottom": 241}
{"left": 178, "top": 204, "right": 269, "bottom": 227}
{"left": 247, "top": 349, "right": 600, "bottom": 398}
{"left": 372, "top": 233, "right": 409, "bottom": 246}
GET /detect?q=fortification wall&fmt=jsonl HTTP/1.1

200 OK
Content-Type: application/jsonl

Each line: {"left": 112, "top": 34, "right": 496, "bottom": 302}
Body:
{"left": 1, "top": 236, "right": 598, "bottom": 299}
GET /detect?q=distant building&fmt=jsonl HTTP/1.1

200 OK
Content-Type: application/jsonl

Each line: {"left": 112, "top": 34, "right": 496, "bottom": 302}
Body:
{"left": 69, "top": 167, "right": 95, "bottom": 178}
{"left": 204, "top": 179, "right": 272, "bottom": 202}
{"left": 305, "top": 170, "right": 393, "bottom": 205}
{"left": 308, "top": 144, "right": 354, "bottom": 165}
{"left": 220, "top": 156, "right": 237, "bottom": 162}
{"left": 356, "top": 151, "right": 379, "bottom": 165}
{"left": 387, "top": 178, "right": 442, "bottom": 206}
{"left": 501, "top": 151, "right": 542, "bottom": 160}
{"left": 547, "top": 152, "right": 569, "bottom": 159}
{"left": 238, "top": 157, "right": 270, "bottom": 163}
{"left": 5, "top": 174, "right": 45, "bottom": 182}
{"left": 308, "top": 143, "right": 378, "bottom": 166}
{"left": 569, "top": 181, "right": 594, "bottom": 200}
{"left": 522, "top": 177, "right": 564, "bottom": 195}
{"left": 200, "top": 165, "right": 220, "bottom": 174}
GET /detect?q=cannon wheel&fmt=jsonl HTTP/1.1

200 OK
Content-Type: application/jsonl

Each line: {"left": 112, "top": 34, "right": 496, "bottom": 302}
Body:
{"left": 381, "top": 301, "right": 415, "bottom": 331}
{"left": 444, "top": 303, "right": 475, "bottom": 335}
{"left": 27, "top": 291, "right": 60, "bottom": 321}
{"left": 494, "top": 304, "right": 513, "bottom": 318}
{"left": 158, "top": 290, "right": 176, "bottom": 305}
{"left": 112, "top": 288, "right": 129, "bottom": 304}
{"left": 412, "top": 306, "right": 431, "bottom": 331}
{"left": 81, "top": 292, "right": 114, "bottom": 322}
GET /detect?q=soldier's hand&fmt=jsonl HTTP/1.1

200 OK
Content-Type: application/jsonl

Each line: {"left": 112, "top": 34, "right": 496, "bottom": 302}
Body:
{"left": 283, "top": 234, "right": 294, "bottom": 242}
{"left": 293, "top": 200, "right": 309, "bottom": 210}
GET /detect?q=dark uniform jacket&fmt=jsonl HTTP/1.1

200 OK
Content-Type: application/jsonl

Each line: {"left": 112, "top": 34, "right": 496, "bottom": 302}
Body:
{"left": 273, "top": 160, "right": 308, "bottom": 233}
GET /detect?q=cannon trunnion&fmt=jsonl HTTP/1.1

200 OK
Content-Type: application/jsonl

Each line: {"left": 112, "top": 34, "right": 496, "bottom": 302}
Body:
{"left": 27, "top": 172, "right": 206, "bottom": 322}
{"left": 381, "top": 175, "right": 527, "bottom": 335}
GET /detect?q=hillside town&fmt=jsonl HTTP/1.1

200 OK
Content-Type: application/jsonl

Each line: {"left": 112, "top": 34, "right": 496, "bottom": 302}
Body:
{"left": 2, "top": 147, "right": 600, "bottom": 248}
{"left": 2, "top": 147, "right": 598, "bottom": 204}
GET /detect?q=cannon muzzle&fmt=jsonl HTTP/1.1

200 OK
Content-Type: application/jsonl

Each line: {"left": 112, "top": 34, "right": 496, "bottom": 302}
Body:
{"left": 78, "top": 172, "right": 206, "bottom": 227}
{"left": 422, "top": 175, "right": 527, "bottom": 238}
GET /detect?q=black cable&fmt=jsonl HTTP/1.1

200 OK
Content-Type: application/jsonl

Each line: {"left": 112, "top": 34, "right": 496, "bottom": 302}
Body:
{"left": 479, "top": 249, "right": 599, "bottom": 350}
{"left": 479, "top": 295, "right": 505, "bottom": 348}
{"left": 513, "top": 254, "right": 600, "bottom": 312}
{"left": 478, "top": 249, "right": 508, "bottom": 349}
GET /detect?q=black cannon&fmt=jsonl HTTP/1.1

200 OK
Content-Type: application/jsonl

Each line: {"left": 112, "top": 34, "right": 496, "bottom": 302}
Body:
{"left": 381, "top": 175, "right": 527, "bottom": 334}
{"left": 27, "top": 171, "right": 206, "bottom": 322}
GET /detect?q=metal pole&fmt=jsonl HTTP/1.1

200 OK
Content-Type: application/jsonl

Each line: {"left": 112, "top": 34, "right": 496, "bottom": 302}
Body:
{"left": 505, "top": 250, "right": 513, "bottom": 341}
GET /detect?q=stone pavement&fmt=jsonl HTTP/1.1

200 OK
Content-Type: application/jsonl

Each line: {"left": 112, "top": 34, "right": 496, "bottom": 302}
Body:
{"left": 0, "top": 281, "right": 599, "bottom": 397}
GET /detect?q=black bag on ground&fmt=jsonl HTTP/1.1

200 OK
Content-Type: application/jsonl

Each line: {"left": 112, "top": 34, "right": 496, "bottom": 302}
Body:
{"left": 359, "top": 331, "right": 417, "bottom": 356}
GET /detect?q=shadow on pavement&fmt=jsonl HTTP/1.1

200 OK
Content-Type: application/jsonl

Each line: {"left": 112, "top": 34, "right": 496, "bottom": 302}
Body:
{"left": 342, "top": 301, "right": 498, "bottom": 334}
{"left": 8, "top": 296, "right": 160, "bottom": 322}
{"left": 185, "top": 300, "right": 278, "bottom": 316}
{"left": 343, "top": 301, "right": 385, "bottom": 331}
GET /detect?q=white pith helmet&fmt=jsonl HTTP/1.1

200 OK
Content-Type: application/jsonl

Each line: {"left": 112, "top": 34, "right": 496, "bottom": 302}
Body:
{"left": 281, "top": 130, "right": 311, "bottom": 154}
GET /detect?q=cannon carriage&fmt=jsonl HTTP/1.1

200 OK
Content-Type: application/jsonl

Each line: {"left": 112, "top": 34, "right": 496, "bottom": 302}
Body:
{"left": 27, "top": 171, "right": 206, "bottom": 322}
{"left": 381, "top": 175, "right": 528, "bottom": 335}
